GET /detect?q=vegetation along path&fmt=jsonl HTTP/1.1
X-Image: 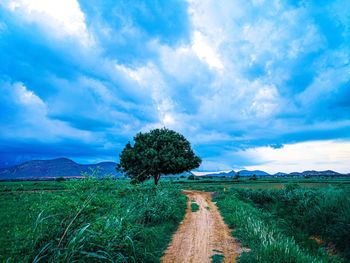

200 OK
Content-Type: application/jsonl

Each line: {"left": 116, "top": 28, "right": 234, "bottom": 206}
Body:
{"left": 162, "top": 190, "right": 244, "bottom": 263}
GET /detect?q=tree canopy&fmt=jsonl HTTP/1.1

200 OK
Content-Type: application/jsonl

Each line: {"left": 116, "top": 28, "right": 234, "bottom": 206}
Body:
{"left": 117, "top": 128, "right": 201, "bottom": 185}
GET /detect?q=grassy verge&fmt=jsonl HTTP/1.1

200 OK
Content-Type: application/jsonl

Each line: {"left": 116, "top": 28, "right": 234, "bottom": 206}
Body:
{"left": 1, "top": 178, "right": 186, "bottom": 262}
{"left": 213, "top": 189, "right": 344, "bottom": 263}
{"left": 233, "top": 187, "right": 350, "bottom": 261}
{"left": 211, "top": 253, "right": 224, "bottom": 263}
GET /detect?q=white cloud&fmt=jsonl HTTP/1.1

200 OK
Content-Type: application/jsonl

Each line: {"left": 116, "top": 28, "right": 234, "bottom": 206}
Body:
{"left": 241, "top": 140, "right": 350, "bottom": 173}
{"left": 115, "top": 63, "right": 178, "bottom": 129}
{"left": 157, "top": 43, "right": 208, "bottom": 84}
{"left": 2, "top": 0, "right": 349, "bottom": 169}
{"left": 191, "top": 30, "right": 223, "bottom": 70}
{"left": 70, "top": 0, "right": 348, "bottom": 171}
{"left": 249, "top": 84, "right": 280, "bottom": 117}
{"left": 4, "top": 0, "right": 94, "bottom": 46}
{"left": 176, "top": 0, "right": 322, "bottom": 127}
{"left": 0, "top": 82, "right": 93, "bottom": 141}
{"left": 192, "top": 170, "right": 232, "bottom": 176}
{"left": 298, "top": 52, "right": 350, "bottom": 106}
{"left": 14, "top": 82, "right": 46, "bottom": 109}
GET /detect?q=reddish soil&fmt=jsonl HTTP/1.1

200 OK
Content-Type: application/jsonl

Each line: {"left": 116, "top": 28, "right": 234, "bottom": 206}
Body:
{"left": 161, "top": 190, "right": 244, "bottom": 263}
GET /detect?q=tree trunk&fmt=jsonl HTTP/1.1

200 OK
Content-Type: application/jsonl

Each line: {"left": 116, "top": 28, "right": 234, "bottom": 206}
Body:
{"left": 154, "top": 174, "right": 160, "bottom": 185}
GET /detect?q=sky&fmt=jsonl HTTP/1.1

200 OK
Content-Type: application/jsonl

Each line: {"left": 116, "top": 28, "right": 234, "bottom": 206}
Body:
{"left": 0, "top": 0, "right": 350, "bottom": 173}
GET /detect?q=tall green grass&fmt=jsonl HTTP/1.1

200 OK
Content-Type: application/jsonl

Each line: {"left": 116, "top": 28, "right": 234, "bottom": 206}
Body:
{"left": 1, "top": 178, "right": 186, "bottom": 262}
{"left": 234, "top": 187, "right": 350, "bottom": 261}
{"left": 213, "top": 189, "right": 344, "bottom": 263}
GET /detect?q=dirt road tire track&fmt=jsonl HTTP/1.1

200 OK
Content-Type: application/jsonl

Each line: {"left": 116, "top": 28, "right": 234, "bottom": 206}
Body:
{"left": 161, "top": 190, "right": 243, "bottom": 263}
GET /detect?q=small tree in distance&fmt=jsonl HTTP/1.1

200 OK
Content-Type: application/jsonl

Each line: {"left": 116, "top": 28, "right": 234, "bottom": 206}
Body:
{"left": 117, "top": 128, "right": 201, "bottom": 185}
{"left": 249, "top": 174, "right": 257, "bottom": 180}
{"left": 188, "top": 174, "right": 195, "bottom": 180}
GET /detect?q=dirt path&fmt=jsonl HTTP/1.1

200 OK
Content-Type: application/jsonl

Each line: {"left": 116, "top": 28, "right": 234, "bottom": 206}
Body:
{"left": 161, "top": 190, "right": 243, "bottom": 263}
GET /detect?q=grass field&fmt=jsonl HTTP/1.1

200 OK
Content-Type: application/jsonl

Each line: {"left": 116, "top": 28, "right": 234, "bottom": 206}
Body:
{"left": 1, "top": 176, "right": 349, "bottom": 262}
{"left": 174, "top": 176, "right": 350, "bottom": 192}
{"left": 0, "top": 181, "right": 66, "bottom": 192}
{"left": 0, "top": 178, "right": 186, "bottom": 262}
{"left": 178, "top": 177, "right": 350, "bottom": 262}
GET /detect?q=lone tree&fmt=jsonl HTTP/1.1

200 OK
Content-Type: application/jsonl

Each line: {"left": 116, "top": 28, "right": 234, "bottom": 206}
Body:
{"left": 249, "top": 174, "right": 257, "bottom": 180}
{"left": 117, "top": 128, "right": 201, "bottom": 185}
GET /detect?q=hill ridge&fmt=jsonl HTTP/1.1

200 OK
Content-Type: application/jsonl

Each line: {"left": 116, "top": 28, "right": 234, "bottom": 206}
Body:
{"left": 0, "top": 158, "right": 119, "bottom": 180}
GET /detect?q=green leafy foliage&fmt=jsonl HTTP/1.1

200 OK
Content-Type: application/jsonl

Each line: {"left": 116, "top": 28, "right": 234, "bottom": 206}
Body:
{"left": 1, "top": 178, "right": 186, "bottom": 262}
{"left": 55, "top": 176, "right": 66, "bottom": 182}
{"left": 191, "top": 201, "right": 200, "bottom": 212}
{"left": 214, "top": 190, "right": 344, "bottom": 263}
{"left": 284, "top": 183, "right": 301, "bottom": 191}
{"left": 233, "top": 187, "right": 350, "bottom": 261}
{"left": 118, "top": 128, "right": 201, "bottom": 185}
{"left": 249, "top": 174, "right": 257, "bottom": 181}
{"left": 211, "top": 253, "right": 224, "bottom": 263}
{"left": 188, "top": 174, "right": 196, "bottom": 180}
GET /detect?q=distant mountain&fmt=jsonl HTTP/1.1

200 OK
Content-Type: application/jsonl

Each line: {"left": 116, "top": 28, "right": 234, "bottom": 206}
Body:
{"left": 197, "top": 170, "right": 236, "bottom": 177}
{"left": 238, "top": 170, "right": 270, "bottom": 176}
{"left": 197, "top": 170, "right": 270, "bottom": 177}
{"left": 289, "top": 170, "right": 342, "bottom": 177}
{"left": 5, "top": 158, "right": 345, "bottom": 180}
{"left": 226, "top": 170, "right": 236, "bottom": 177}
{"left": 289, "top": 172, "right": 302, "bottom": 176}
{"left": 194, "top": 169, "right": 347, "bottom": 178}
{"left": 0, "top": 158, "right": 120, "bottom": 180}
{"left": 303, "top": 170, "right": 340, "bottom": 176}
{"left": 274, "top": 172, "right": 288, "bottom": 176}
{"left": 165, "top": 171, "right": 193, "bottom": 178}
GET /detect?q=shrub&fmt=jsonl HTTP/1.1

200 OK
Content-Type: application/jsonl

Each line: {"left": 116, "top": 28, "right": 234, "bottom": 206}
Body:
{"left": 188, "top": 175, "right": 195, "bottom": 180}
{"left": 214, "top": 192, "right": 323, "bottom": 263}
{"left": 214, "top": 190, "right": 344, "bottom": 263}
{"left": 249, "top": 174, "right": 257, "bottom": 180}
{"left": 231, "top": 187, "right": 350, "bottom": 261}
{"left": 284, "top": 183, "right": 300, "bottom": 191}
{"left": 55, "top": 176, "right": 66, "bottom": 182}
{"left": 191, "top": 202, "right": 200, "bottom": 212}
{"left": 6, "top": 178, "right": 186, "bottom": 262}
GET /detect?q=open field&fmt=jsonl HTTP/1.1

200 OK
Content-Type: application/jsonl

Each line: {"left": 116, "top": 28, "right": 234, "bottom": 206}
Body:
{"left": 0, "top": 181, "right": 67, "bottom": 192}
{"left": 174, "top": 177, "right": 350, "bottom": 262}
{"left": 214, "top": 187, "right": 350, "bottom": 262}
{"left": 1, "top": 177, "right": 350, "bottom": 262}
{"left": 0, "top": 179, "right": 186, "bottom": 262}
{"left": 174, "top": 176, "right": 350, "bottom": 192}
{"left": 2, "top": 176, "right": 350, "bottom": 193}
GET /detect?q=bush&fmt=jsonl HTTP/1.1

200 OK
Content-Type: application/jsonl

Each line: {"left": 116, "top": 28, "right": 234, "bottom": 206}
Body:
{"left": 191, "top": 201, "right": 200, "bottom": 212}
{"left": 214, "top": 192, "right": 325, "bottom": 263}
{"left": 55, "top": 176, "right": 66, "bottom": 182}
{"left": 231, "top": 187, "right": 350, "bottom": 261}
{"left": 215, "top": 190, "right": 342, "bottom": 263}
{"left": 6, "top": 178, "right": 186, "bottom": 262}
{"left": 249, "top": 174, "right": 257, "bottom": 180}
{"left": 284, "top": 183, "right": 300, "bottom": 191}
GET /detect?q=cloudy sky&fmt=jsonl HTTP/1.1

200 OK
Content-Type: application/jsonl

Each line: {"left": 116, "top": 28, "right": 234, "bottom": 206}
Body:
{"left": 1, "top": 0, "right": 350, "bottom": 173}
